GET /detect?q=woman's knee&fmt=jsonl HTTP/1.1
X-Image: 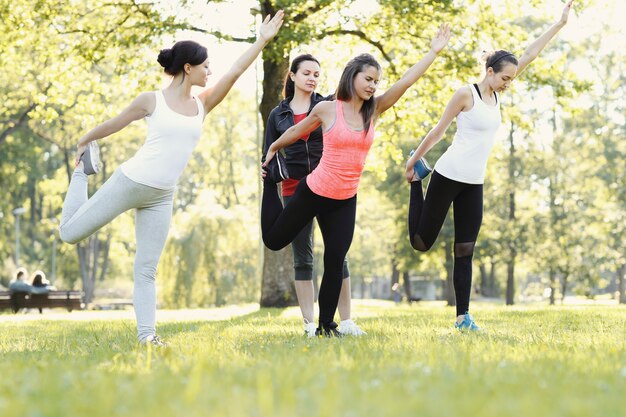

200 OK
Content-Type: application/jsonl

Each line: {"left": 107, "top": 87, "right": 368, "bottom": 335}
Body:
{"left": 58, "top": 226, "right": 79, "bottom": 245}
{"left": 263, "top": 237, "right": 286, "bottom": 252}
{"left": 454, "top": 242, "right": 476, "bottom": 258}
{"left": 410, "top": 234, "right": 431, "bottom": 252}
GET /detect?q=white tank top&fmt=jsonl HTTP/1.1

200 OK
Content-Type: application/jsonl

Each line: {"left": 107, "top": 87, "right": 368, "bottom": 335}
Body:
{"left": 121, "top": 90, "right": 204, "bottom": 189}
{"left": 434, "top": 85, "right": 501, "bottom": 184}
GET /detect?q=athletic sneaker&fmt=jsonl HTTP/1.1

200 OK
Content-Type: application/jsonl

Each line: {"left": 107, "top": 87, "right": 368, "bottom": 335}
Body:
{"left": 409, "top": 150, "right": 432, "bottom": 181}
{"left": 80, "top": 141, "right": 103, "bottom": 175}
{"left": 304, "top": 321, "right": 317, "bottom": 338}
{"left": 315, "top": 321, "right": 343, "bottom": 338}
{"left": 455, "top": 312, "right": 480, "bottom": 331}
{"left": 338, "top": 319, "right": 367, "bottom": 336}
{"left": 262, "top": 150, "right": 289, "bottom": 183}
{"left": 141, "top": 334, "right": 168, "bottom": 347}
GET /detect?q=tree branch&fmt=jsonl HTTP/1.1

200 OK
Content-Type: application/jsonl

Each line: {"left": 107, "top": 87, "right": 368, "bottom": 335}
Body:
{"left": 292, "top": 1, "right": 334, "bottom": 23}
{"left": 0, "top": 104, "right": 37, "bottom": 146}
{"left": 322, "top": 28, "right": 397, "bottom": 75}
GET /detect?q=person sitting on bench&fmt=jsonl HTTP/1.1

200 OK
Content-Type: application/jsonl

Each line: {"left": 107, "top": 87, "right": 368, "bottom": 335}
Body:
{"left": 8, "top": 268, "right": 32, "bottom": 293}
{"left": 30, "top": 270, "right": 57, "bottom": 294}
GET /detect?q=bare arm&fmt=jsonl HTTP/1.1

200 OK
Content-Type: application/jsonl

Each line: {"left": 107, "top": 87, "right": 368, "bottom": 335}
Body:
{"left": 199, "top": 11, "right": 284, "bottom": 114}
{"left": 375, "top": 23, "right": 450, "bottom": 117}
{"left": 404, "top": 87, "right": 470, "bottom": 182}
{"left": 262, "top": 103, "right": 327, "bottom": 167}
{"left": 516, "top": 1, "right": 573, "bottom": 77}
{"left": 75, "top": 92, "right": 154, "bottom": 164}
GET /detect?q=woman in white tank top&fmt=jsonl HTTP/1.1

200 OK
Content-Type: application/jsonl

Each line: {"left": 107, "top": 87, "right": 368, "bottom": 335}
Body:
{"left": 405, "top": 1, "right": 573, "bottom": 331}
{"left": 59, "top": 12, "right": 284, "bottom": 346}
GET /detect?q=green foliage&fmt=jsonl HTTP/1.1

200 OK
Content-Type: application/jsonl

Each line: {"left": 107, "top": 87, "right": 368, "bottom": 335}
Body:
{"left": 1, "top": 0, "right": 624, "bottom": 305}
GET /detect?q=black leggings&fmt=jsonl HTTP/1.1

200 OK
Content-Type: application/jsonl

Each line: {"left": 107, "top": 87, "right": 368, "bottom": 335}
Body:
{"left": 262, "top": 178, "right": 357, "bottom": 326}
{"left": 408, "top": 171, "right": 483, "bottom": 316}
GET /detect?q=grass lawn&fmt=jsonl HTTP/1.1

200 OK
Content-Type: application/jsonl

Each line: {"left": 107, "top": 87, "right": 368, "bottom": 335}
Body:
{"left": 1, "top": 301, "right": 625, "bottom": 417}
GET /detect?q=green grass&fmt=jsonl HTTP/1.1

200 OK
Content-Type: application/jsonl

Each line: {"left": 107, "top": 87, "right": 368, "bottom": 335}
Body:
{"left": 1, "top": 301, "right": 625, "bottom": 417}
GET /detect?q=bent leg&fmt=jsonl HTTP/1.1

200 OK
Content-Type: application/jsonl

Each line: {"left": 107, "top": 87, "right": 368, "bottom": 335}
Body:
{"left": 59, "top": 169, "right": 137, "bottom": 244}
{"left": 261, "top": 179, "right": 318, "bottom": 251}
{"left": 409, "top": 171, "right": 458, "bottom": 251}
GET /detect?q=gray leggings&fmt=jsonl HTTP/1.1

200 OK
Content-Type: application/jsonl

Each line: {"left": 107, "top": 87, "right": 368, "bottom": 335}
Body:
{"left": 59, "top": 168, "right": 174, "bottom": 342}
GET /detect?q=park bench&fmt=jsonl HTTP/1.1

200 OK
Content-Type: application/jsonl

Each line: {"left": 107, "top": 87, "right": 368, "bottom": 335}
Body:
{"left": 0, "top": 290, "right": 84, "bottom": 313}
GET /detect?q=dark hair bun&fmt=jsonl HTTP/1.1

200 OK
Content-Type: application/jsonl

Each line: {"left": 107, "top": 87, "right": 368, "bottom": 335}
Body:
{"left": 157, "top": 49, "right": 173, "bottom": 69}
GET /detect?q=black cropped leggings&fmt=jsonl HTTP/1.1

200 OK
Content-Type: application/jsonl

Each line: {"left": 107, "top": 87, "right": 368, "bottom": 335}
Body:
{"left": 262, "top": 178, "right": 357, "bottom": 327}
{"left": 408, "top": 171, "right": 483, "bottom": 316}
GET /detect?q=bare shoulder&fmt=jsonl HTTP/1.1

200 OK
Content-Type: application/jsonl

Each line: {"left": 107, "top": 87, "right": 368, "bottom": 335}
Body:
{"left": 452, "top": 86, "right": 473, "bottom": 112}
{"left": 313, "top": 100, "right": 335, "bottom": 113}
{"left": 134, "top": 91, "right": 157, "bottom": 116}
{"left": 311, "top": 100, "right": 335, "bottom": 123}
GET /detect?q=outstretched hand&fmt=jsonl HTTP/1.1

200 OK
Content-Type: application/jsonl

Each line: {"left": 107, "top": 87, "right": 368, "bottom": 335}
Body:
{"left": 259, "top": 10, "right": 284, "bottom": 43}
{"left": 262, "top": 149, "right": 276, "bottom": 168}
{"left": 559, "top": 1, "right": 573, "bottom": 25}
{"left": 430, "top": 23, "right": 451, "bottom": 54}
{"left": 75, "top": 143, "right": 86, "bottom": 167}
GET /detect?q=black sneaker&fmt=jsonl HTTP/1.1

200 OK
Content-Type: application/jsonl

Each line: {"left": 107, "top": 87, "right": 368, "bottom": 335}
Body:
{"left": 262, "top": 150, "right": 289, "bottom": 183}
{"left": 80, "top": 141, "right": 103, "bottom": 175}
{"left": 315, "top": 321, "right": 343, "bottom": 338}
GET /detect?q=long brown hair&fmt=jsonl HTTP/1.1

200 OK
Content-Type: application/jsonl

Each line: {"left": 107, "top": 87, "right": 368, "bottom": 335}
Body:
{"left": 335, "top": 54, "right": 381, "bottom": 134}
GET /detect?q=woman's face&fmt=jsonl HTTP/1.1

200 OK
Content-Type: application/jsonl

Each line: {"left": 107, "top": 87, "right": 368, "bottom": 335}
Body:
{"left": 291, "top": 60, "right": 321, "bottom": 94}
{"left": 487, "top": 62, "right": 517, "bottom": 93}
{"left": 353, "top": 65, "right": 380, "bottom": 101}
{"left": 188, "top": 58, "right": 212, "bottom": 87}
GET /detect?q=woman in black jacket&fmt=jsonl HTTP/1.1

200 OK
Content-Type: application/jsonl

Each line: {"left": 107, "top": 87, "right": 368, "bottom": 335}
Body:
{"left": 263, "top": 54, "right": 365, "bottom": 337}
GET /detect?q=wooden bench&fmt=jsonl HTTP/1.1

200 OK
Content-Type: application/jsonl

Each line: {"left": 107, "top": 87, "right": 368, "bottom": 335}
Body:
{"left": 0, "top": 291, "right": 84, "bottom": 313}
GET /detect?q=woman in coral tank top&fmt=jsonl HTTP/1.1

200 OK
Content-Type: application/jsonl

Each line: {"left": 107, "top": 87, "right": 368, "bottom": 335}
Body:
{"left": 262, "top": 24, "right": 451, "bottom": 337}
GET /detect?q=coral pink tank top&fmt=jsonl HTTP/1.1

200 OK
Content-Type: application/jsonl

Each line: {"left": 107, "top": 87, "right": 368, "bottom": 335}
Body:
{"left": 306, "top": 100, "right": 374, "bottom": 199}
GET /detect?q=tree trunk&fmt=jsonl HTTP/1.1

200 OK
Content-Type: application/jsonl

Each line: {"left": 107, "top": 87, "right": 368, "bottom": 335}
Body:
{"left": 479, "top": 262, "right": 487, "bottom": 296}
{"left": 390, "top": 258, "right": 399, "bottom": 300}
{"left": 506, "top": 259, "right": 515, "bottom": 305}
{"left": 488, "top": 260, "right": 496, "bottom": 297}
{"left": 402, "top": 271, "right": 411, "bottom": 300}
{"left": 257, "top": 15, "right": 296, "bottom": 307}
{"left": 444, "top": 241, "right": 455, "bottom": 306}
{"left": 260, "top": 248, "right": 297, "bottom": 307}
{"left": 505, "top": 122, "right": 516, "bottom": 306}
{"left": 561, "top": 273, "right": 569, "bottom": 304}
{"left": 549, "top": 267, "right": 556, "bottom": 305}
{"left": 617, "top": 264, "right": 625, "bottom": 304}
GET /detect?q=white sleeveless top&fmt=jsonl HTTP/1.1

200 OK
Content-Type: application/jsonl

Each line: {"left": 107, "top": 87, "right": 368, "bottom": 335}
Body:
{"left": 121, "top": 90, "right": 204, "bottom": 189}
{"left": 434, "top": 85, "right": 501, "bottom": 184}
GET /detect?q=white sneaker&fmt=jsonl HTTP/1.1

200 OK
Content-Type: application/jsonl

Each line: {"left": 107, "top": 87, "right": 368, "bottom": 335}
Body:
{"left": 80, "top": 141, "right": 102, "bottom": 175}
{"left": 338, "top": 319, "right": 367, "bottom": 336}
{"left": 140, "top": 334, "right": 167, "bottom": 347}
{"left": 304, "top": 321, "right": 317, "bottom": 338}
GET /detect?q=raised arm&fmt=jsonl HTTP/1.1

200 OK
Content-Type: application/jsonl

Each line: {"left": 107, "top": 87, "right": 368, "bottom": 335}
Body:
{"left": 262, "top": 102, "right": 328, "bottom": 167}
{"left": 199, "top": 11, "right": 284, "bottom": 114}
{"left": 404, "top": 87, "right": 470, "bottom": 182}
{"left": 515, "top": 1, "right": 573, "bottom": 77}
{"left": 75, "top": 92, "right": 154, "bottom": 165}
{"left": 374, "top": 23, "right": 450, "bottom": 117}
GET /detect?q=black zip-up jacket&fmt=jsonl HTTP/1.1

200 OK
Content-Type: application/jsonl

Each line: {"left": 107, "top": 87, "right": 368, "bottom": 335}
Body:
{"left": 263, "top": 92, "right": 333, "bottom": 180}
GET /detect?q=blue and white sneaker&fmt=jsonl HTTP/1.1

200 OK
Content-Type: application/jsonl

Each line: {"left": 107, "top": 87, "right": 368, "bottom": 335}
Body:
{"left": 409, "top": 150, "right": 432, "bottom": 181}
{"left": 455, "top": 312, "right": 480, "bottom": 331}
